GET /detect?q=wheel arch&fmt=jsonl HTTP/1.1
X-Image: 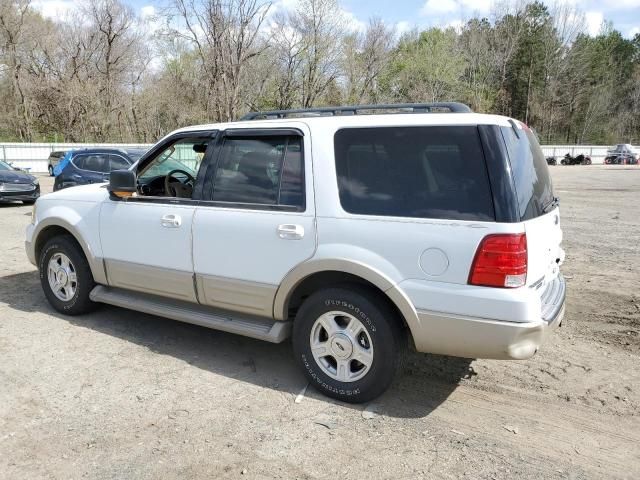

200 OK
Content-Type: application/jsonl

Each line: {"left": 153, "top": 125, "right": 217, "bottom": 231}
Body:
{"left": 273, "top": 259, "right": 421, "bottom": 344}
{"left": 33, "top": 219, "right": 107, "bottom": 284}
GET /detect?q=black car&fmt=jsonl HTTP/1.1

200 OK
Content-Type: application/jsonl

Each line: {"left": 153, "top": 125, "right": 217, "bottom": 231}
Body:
{"left": 0, "top": 160, "right": 40, "bottom": 204}
{"left": 53, "top": 148, "right": 147, "bottom": 191}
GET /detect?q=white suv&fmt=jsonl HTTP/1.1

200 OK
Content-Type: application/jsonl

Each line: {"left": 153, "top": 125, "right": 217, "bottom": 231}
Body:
{"left": 25, "top": 103, "right": 566, "bottom": 402}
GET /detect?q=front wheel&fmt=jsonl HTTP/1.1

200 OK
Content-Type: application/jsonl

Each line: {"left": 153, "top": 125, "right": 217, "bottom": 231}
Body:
{"left": 292, "top": 287, "right": 405, "bottom": 403}
{"left": 48, "top": 165, "right": 54, "bottom": 176}
{"left": 39, "top": 235, "right": 97, "bottom": 315}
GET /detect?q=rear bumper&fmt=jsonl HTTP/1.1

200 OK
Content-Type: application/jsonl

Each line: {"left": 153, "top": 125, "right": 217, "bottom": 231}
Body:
{"left": 410, "top": 275, "right": 566, "bottom": 360}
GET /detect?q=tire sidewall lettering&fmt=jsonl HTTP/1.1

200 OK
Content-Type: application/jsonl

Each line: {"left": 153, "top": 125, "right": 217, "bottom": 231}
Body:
{"left": 301, "top": 354, "right": 360, "bottom": 396}
{"left": 323, "top": 299, "right": 377, "bottom": 333}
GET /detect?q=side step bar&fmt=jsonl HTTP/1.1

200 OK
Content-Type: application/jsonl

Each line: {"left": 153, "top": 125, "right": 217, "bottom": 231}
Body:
{"left": 90, "top": 285, "right": 291, "bottom": 343}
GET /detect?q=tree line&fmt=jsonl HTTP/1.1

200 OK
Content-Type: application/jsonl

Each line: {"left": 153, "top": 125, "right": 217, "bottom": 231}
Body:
{"left": 1, "top": 0, "right": 639, "bottom": 144}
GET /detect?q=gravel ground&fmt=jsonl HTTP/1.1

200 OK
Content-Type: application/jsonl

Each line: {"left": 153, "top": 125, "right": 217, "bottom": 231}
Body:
{"left": 1, "top": 166, "right": 639, "bottom": 480}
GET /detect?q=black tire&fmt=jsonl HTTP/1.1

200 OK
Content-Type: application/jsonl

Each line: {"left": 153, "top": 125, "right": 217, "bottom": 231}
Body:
{"left": 292, "top": 286, "right": 406, "bottom": 403}
{"left": 48, "top": 165, "right": 54, "bottom": 176}
{"left": 39, "top": 235, "right": 96, "bottom": 315}
{"left": 22, "top": 199, "right": 36, "bottom": 205}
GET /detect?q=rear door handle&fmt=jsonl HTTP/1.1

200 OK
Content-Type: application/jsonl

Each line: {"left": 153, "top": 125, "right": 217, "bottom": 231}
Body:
{"left": 277, "top": 224, "right": 304, "bottom": 240}
{"left": 161, "top": 214, "right": 182, "bottom": 228}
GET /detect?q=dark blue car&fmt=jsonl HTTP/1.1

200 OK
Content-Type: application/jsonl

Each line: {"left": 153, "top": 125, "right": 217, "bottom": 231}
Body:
{"left": 0, "top": 160, "right": 40, "bottom": 204}
{"left": 53, "top": 148, "right": 147, "bottom": 191}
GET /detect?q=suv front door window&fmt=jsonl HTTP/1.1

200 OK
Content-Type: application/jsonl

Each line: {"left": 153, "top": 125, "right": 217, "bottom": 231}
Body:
{"left": 108, "top": 155, "right": 131, "bottom": 171}
{"left": 137, "top": 137, "right": 210, "bottom": 198}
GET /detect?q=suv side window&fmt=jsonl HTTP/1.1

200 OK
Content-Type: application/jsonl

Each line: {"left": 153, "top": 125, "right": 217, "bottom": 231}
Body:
{"left": 334, "top": 126, "right": 494, "bottom": 221}
{"left": 501, "top": 126, "right": 553, "bottom": 220}
{"left": 210, "top": 135, "right": 304, "bottom": 209}
{"left": 109, "top": 155, "right": 130, "bottom": 171}
{"left": 74, "top": 153, "right": 109, "bottom": 173}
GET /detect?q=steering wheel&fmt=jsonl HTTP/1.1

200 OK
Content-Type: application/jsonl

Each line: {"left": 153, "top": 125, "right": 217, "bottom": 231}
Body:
{"left": 164, "top": 169, "right": 195, "bottom": 197}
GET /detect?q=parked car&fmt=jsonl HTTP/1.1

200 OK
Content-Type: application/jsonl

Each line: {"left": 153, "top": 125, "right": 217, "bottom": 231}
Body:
{"left": 47, "top": 151, "right": 67, "bottom": 176}
{"left": 53, "top": 148, "right": 147, "bottom": 191}
{"left": 546, "top": 156, "right": 557, "bottom": 165}
{"left": 0, "top": 159, "right": 40, "bottom": 204}
{"left": 605, "top": 153, "right": 638, "bottom": 165}
{"left": 605, "top": 144, "right": 638, "bottom": 165}
{"left": 26, "top": 103, "right": 566, "bottom": 403}
{"left": 561, "top": 153, "right": 591, "bottom": 165}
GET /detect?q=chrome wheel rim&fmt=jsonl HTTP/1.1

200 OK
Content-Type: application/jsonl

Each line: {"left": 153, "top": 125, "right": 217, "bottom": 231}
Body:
{"left": 47, "top": 253, "right": 77, "bottom": 302}
{"left": 310, "top": 311, "right": 374, "bottom": 383}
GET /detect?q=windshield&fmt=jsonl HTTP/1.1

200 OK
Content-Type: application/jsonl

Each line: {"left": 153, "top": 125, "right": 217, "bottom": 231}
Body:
{"left": 501, "top": 125, "right": 554, "bottom": 220}
{"left": 0, "top": 160, "right": 13, "bottom": 171}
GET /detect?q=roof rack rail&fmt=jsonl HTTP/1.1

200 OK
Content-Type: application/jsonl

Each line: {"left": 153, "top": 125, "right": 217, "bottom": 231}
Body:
{"left": 240, "top": 102, "right": 472, "bottom": 120}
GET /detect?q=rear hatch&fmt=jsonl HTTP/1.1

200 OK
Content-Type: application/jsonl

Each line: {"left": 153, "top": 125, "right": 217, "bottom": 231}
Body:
{"left": 500, "top": 122, "right": 564, "bottom": 291}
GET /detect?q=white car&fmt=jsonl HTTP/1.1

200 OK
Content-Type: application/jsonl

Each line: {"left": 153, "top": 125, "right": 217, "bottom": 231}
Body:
{"left": 25, "top": 103, "right": 566, "bottom": 403}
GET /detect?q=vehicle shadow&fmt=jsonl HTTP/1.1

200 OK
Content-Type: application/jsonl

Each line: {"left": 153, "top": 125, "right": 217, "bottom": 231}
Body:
{"left": 1, "top": 270, "right": 476, "bottom": 419}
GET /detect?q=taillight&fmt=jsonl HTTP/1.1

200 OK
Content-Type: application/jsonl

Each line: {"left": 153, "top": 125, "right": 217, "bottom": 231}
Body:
{"left": 469, "top": 233, "right": 527, "bottom": 288}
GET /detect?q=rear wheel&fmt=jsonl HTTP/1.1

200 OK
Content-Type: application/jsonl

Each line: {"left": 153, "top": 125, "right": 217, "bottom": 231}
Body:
{"left": 292, "top": 286, "right": 405, "bottom": 403}
{"left": 39, "top": 235, "right": 96, "bottom": 315}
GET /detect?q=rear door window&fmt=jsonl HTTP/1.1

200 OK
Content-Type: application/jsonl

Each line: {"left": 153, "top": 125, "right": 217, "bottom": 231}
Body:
{"left": 334, "top": 126, "right": 494, "bottom": 221}
{"left": 210, "top": 136, "right": 304, "bottom": 209}
{"left": 74, "top": 153, "right": 109, "bottom": 173}
{"left": 500, "top": 125, "right": 554, "bottom": 220}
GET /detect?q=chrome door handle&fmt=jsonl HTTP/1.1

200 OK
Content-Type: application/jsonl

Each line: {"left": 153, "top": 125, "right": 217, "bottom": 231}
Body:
{"left": 277, "top": 224, "right": 304, "bottom": 240}
{"left": 161, "top": 214, "right": 181, "bottom": 228}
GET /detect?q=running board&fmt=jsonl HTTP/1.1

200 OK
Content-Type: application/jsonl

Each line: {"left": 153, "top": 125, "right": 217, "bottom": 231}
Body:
{"left": 90, "top": 285, "right": 291, "bottom": 343}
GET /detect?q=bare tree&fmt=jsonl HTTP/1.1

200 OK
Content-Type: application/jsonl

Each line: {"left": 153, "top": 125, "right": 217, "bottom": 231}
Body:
{"left": 342, "top": 18, "right": 394, "bottom": 104}
{"left": 168, "top": 0, "right": 271, "bottom": 121}
{"left": 291, "top": 0, "right": 345, "bottom": 107}
{"left": 0, "top": 0, "right": 37, "bottom": 139}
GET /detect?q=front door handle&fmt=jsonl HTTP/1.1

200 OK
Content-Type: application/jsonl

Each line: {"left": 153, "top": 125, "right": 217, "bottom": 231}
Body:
{"left": 277, "top": 224, "right": 304, "bottom": 240}
{"left": 161, "top": 214, "right": 182, "bottom": 228}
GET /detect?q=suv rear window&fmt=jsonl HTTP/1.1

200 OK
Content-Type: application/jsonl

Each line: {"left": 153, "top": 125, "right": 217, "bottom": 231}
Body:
{"left": 500, "top": 125, "right": 554, "bottom": 220}
{"left": 334, "top": 126, "right": 495, "bottom": 221}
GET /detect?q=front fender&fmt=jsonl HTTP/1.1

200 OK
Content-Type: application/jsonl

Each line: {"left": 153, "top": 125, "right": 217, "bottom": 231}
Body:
{"left": 28, "top": 201, "right": 107, "bottom": 284}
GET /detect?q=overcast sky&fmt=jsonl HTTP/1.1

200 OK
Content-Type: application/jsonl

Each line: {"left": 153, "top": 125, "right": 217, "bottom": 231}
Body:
{"left": 32, "top": 0, "right": 640, "bottom": 39}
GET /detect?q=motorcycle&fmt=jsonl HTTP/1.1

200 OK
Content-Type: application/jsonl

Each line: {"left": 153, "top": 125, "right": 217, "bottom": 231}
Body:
{"left": 546, "top": 156, "right": 557, "bottom": 165}
{"left": 561, "top": 153, "right": 592, "bottom": 165}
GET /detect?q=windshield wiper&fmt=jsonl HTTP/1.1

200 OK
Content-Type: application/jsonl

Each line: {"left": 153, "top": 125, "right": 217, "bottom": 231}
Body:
{"left": 542, "top": 196, "right": 559, "bottom": 214}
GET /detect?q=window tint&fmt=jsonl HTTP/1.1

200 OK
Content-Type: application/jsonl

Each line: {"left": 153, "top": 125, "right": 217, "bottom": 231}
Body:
{"left": 211, "top": 136, "right": 304, "bottom": 208}
{"left": 334, "top": 127, "right": 494, "bottom": 220}
{"left": 74, "top": 154, "right": 109, "bottom": 172}
{"left": 109, "top": 155, "right": 130, "bottom": 171}
{"left": 138, "top": 138, "right": 208, "bottom": 180}
{"left": 501, "top": 126, "right": 554, "bottom": 220}
{"left": 278, "top": 138, "right": 304, "bottom": 207}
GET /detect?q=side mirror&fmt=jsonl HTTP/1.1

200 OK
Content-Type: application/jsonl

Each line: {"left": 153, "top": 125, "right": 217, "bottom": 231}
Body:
{"left": 108, "top": 169, "right": 136, "bottom": 198}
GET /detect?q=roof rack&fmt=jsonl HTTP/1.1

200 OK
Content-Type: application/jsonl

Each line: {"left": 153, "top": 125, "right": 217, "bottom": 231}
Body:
{"left": 240, "top": 102, "right": 472, "bottom": 120}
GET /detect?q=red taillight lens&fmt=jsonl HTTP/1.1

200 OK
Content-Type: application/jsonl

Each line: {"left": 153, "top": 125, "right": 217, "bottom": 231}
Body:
{"left": 469, "top": 233, "right": 527, "bottom": 288}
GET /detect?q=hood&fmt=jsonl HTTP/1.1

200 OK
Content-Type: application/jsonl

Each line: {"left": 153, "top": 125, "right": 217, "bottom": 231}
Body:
{"left": 0, "top": 170, "right": 36, "bottom": 184}
{"left": 40, "top": 182, "right": 110, "bottom": 203}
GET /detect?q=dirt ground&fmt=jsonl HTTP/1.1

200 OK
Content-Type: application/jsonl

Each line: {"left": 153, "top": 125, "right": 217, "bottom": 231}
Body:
{"left": 1, "top": 166, "right": 639, "bottom": 480}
